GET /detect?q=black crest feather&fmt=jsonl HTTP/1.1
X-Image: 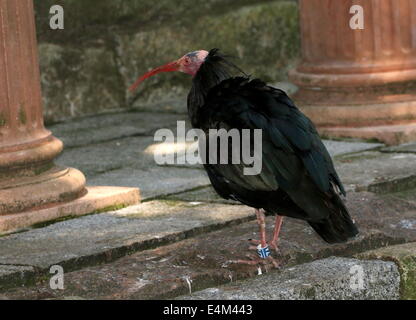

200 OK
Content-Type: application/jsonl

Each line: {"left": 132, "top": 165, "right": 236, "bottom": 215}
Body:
{"left": 189, "top": 48, "right": 247, "bottom": 113}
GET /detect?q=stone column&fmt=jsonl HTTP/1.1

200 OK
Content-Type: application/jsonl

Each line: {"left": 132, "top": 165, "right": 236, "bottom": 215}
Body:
{"left": 289, "top": 0, "right": 416, "bottom": 145}
{"left": 0, "top": 0, "right": 139, "bottom": 231}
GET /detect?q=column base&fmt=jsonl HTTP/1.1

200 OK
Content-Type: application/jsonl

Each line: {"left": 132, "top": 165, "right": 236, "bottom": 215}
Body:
{"left": 0, "top": 166, "right": 86, "bottom": 214}
{"left": 0, "top": 186, "right": 140, "bottom": 233}
{"left": 318, "top": 122, "right": 416, "bottom": 146}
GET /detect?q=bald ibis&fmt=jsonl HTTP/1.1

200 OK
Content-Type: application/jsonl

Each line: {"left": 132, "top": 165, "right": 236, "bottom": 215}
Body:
{"left": 130, "top": 48, "right": 359, "bottom": 266}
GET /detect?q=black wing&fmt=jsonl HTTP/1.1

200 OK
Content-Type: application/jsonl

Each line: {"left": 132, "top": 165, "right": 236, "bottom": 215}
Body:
{"left": 197, "top": 77, "right": 345, "bottom": 222}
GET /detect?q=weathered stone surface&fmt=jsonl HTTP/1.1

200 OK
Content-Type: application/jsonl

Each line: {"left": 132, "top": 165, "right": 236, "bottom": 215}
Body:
{"left": 35, "top": 0, "right": 293, "bottom": 41}
{"left": 39, "top": 44, "right": 126, "bottom": 123}
{"left": 36, "top": 1, "right": 300, "bottom": 121}
{"left": 385, "top": 188, "right": 416, "bottom": 205}
{"left": 357, "top": 242, "right": 416, "bottom": 300}
{"left": 178, "top": 257, "right": 400, "bottom": 300}
{"left": 56, "top": 136, "right": 157, "bottom": 176}
{"left": 323, "top": 140, "right": 383, "bottom": 157}
{"left": 55, "top": 131, "right": 212, "bottom": 200}
{"left": 1, "top": 191, "right": 415, "bottom": 299}
{"left": 0, "top": 186, "right": 140, "bottom": 234}
{"left": 161, "top": 138, "right": 383, "bottom": 170}
{"left": 0, "top": 201, "right": 253, "bottom": 270}
{"left": 87, "top": 167, "right": 210, "bottom": 199}
{"left": 50, "top": 112, "right": 183, "bottom": 148}
{"left": 335, "top": 151, "right": 416, "bottom": 193}
{"left": 381, "top": 142, "right": 416, "bottom": 154}
{"left": 0, "top": 265, "right": 35, "bottom": 290}
{"left": 163, "top": 141, "right": 402, "bottom": 195}
{"left": 57, "top": 125, "right": 146, "bottom": 149}
{"left": 125, "top": 1, "right": 300, "bottom": 110}
{"left": 167, "top": 186, "right": 239, "bottom": 204}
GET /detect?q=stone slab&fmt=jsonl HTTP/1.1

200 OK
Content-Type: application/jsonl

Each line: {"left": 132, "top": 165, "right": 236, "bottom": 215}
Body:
{"left": 322, "top": 140, "right": 383, "bottom": 157}
{"left": 357, "top": 242, "right": 416, "bottom": 300}
{"left": 381, "top": 142, "right": 416, "bottom": 154}
{"left": 56, "top": 125, "right": 146, "bottom": 149}
{"left": 167, "top": 186, "right": 239, "bottom": 204}
{"left": 132, "top": 98, "right": 188, "bottom": 114}
{"left": 170, "top": 150, "right": 416, "bottom": 198}
{"left": 178, "top": 257, "right": 400, "bottom": 300}
{"left": 88, "top": 167, "right": 210, "bottom": 200}
{"left": 56, "top": 134, "right": 211, "bottom": 200}
{"left": 49, "top": 112, "right": 183, "bottom": 148}
{"left": 56, "top": 136, "right": 158, "bottom": 176}
{"left": 0, "top": 186, "right": 140, "bottom": 233}
{"left": 0, "top": 265, "right": 36, "bottom": 290}
{"left": 167, "top": 140, "right": 384, "bottom": 167}
{"left": 0, "top": 201, "right": 253, "bottom": 270}
{"left": 162, "top": 139, "right": 383, "bottom": 170}
{"left": 384, "top": 188, "right": 416, "bottom": 206}
{"left": 335, "top": 151, "right": 416, "bottom": 193}
{"left": 1, "top": 191, "right": 415, "bottom": 299}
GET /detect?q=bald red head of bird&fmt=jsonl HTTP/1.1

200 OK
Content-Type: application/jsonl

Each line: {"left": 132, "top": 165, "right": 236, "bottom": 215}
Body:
{"left": 129, "top": 50, "right": 209, "bottom": 92}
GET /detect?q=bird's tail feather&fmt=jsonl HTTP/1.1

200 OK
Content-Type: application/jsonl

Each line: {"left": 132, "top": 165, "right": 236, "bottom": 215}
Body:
{"left": 307, "top": 192, "right": 359, "bottom": 244}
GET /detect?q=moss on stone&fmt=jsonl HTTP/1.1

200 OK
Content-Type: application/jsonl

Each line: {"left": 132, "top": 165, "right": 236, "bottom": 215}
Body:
{"left": 39, "top": 43, "right": 126, "bottom": 123}
{"left": 356, "top": 242, "right": 416, "bottom": 300}
{"left": 401, "top": 255, "right": 416, "bottom": 299}
{"left": 35, "top": 1, "right": 300, "bottom": 123}
{"left": 35, "top": 0, "right": 292, "bottom": 45}
{"left": 385, "top": 188, "right": 416, "bottom": 203}
{"left": 29, "top": 203, "right": 129, "bottom": 230}
{"left": 123, "top": 1, "right": 300, "bottom": 108}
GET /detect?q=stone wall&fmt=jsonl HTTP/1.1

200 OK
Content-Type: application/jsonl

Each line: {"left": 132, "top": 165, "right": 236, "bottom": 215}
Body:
{"left": 35, "top": 0, "right": 300, "bottom": 123}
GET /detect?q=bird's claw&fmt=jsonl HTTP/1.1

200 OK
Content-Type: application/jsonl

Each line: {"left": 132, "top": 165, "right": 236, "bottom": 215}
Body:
{"left": 229, "top": 252, "right": 280, "bottom": 270}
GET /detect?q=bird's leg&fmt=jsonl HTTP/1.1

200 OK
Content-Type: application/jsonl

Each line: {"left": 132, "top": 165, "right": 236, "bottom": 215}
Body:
{"left": 269, "top": 215, "right": 283, "bottom": 253}
{"left": 248, "top": 214, "right": 283, "bottom": 256}
{"left": 256, "top": 209, "right": 267, "bottom": 248}
{"left": 248, "top": 209, "right": 267, "bottom": 249}
{"left": 232, "top": 209, "right": 280, "bottom": 269}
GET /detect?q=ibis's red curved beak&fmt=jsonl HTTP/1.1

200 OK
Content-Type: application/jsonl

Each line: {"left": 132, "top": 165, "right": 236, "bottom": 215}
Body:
{"left": 129, "top": 60, "right": 179, "bottom": 92}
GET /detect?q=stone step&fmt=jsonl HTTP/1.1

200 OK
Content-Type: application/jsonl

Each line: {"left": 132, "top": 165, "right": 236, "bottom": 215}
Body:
{"left": 0, "top": 191, "right": 414, "bottom": 298}
{"left": 335, "top": 151, "right": 416, "bottom": 193}
{"left": 179, "top": 242, "right": 416, "bottom": 300}
{"left": 381, "top": 142, "right": 416, "bottom": 154}
{"left": 0, "top": 200, "right": 254, "bottom": 289}
{"left": 51, "top": 112, "right": 182, "bottom": 148}
{"left": 356, "top": 242, "right": 416, "bottom": 300}
{"left": 177, "top": 257, "right": 400, "bottom": 300}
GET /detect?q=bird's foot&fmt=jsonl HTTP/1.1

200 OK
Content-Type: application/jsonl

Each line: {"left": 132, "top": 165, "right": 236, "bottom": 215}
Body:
{"left": 269, "top": 240, "right": 281, "bottom": 255}
{"left": 232, "top": 252, "right": 280, "bottom": 270}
